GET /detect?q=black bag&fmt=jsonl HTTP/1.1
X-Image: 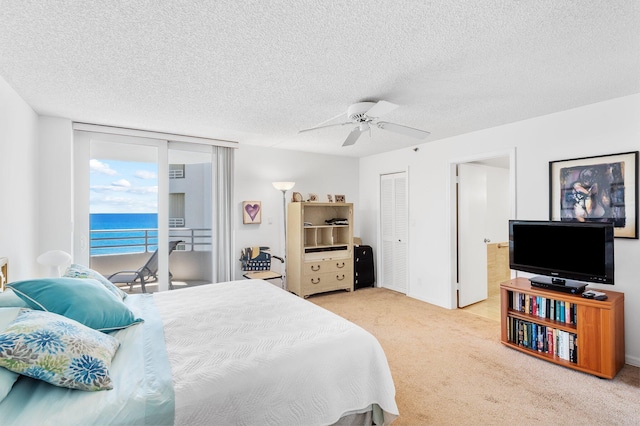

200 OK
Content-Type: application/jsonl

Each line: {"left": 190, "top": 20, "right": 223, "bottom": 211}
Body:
{"left": 354, "top": 245, "right": 375, "bottom": 289}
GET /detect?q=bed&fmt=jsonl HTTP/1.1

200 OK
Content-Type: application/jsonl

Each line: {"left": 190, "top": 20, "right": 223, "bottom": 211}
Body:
{"left": 0, "top": 264, "right": 399, "bottom": 425}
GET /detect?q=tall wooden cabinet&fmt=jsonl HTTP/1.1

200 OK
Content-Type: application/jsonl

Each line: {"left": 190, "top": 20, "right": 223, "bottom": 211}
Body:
{"left": 286, "top": 202, "right": 353, "bottom": 298}
{"left": 500, "top": 278, "right": 625, "bottom": 379}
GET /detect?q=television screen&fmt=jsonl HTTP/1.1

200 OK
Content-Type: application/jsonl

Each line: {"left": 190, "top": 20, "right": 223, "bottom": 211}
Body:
{"left": 509, "top": 220, "right": 614, "bottom": 285}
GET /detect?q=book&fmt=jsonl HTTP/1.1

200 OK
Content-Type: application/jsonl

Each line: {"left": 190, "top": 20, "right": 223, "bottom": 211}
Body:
{"left": 537, "top": 325, "right": 544, "bottom": 352}
{"left": 546, "top": 326, "right": 553, "bottom": 355}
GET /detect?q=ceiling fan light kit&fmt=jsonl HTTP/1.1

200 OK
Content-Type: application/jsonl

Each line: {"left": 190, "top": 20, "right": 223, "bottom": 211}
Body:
{"left": 299, "top": 100, "right": 431, "bottom": 147}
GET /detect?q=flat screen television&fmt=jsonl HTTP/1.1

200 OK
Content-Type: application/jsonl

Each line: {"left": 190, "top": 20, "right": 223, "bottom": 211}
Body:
{"left": 508, "top": 220, "right": 614, "bottom": 292}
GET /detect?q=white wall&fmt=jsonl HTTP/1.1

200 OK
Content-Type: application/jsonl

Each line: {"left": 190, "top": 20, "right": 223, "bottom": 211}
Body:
{"left": 359, "top": 94, "right": 640, "bottom": 366}
{"left": 38, "top": 116, "right": 74, "bottom": 267}
{"left": 234, "top": 144, "right": 359, "bottom": 279}
{"left": 0, "top": 75, "right": 40, "bottom": 280}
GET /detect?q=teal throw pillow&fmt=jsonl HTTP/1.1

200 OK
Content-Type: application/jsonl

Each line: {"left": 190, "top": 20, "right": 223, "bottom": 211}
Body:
{"left": 64, "top": 263, "right": 128, "bottom": 300}
{"left": 8, "top": 278, "right": 143, "bottom": 332}
{"left": 0, "top": 309, "right": 120, "bottom": 391}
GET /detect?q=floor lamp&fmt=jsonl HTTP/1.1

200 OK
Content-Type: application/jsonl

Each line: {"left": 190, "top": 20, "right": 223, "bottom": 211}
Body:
{"left": 272, "top": 181, "right": 295, "bottom": 290}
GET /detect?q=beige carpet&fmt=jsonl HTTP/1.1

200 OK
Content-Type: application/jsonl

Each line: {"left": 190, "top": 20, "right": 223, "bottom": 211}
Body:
{"left": 309, "top": 287, "right": 640, "bottom": 426}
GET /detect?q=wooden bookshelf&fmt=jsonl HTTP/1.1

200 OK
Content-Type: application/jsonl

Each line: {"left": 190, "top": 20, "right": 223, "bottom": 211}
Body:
{"left": 500, "top": 278, "right": 625, "bottom": 379}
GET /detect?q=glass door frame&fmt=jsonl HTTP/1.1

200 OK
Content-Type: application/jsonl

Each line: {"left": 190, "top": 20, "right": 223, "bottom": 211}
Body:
{"left": 73, "top": 130, "right": 171, "bottom": 291}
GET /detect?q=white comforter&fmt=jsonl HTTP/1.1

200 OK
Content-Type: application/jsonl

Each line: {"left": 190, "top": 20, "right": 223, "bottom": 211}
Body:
{"left": 153, "top": 280, "right": 399, "bottom": 425}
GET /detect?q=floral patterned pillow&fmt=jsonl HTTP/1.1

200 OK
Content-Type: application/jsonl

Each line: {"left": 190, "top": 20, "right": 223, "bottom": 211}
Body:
{"left": 64, "top": 263, "right": 128, "bottom": 300}
{"left": 0, "top": 309, "right": 120, "bottom": 391}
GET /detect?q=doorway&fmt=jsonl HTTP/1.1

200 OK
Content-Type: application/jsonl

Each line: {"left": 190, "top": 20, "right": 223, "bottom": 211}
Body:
{"left": 451, "top": 150, "right": 516, "bottom": 318}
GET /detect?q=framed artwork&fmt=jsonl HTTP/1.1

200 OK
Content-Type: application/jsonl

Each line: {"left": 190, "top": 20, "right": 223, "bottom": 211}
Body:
{"left": 242, "top": 201, "right": 262, "bottom": 224}
{"left": 549, "top": 151, "right": 638, "bottom": 238}
{"left": 335, "top": 194, "right": 345, "bottom": 203}
{"left": 292, "top": 192, "right": 303, "bottom": 202}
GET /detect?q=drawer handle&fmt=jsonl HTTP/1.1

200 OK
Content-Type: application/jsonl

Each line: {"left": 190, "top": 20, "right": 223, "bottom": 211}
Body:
{"left": 311, "top": 278, "right": 321, "bottom": 284}
{"left": 336, "top": 274, "right": 345, "bottom": 281}
{"left": 336, "top": 262, "right": 345, "bottom": 268}
{"left": 311, "top": 265, "right": 321, "bottom": 271}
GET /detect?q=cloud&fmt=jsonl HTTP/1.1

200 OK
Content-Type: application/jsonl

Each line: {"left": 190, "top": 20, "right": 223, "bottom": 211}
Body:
{"left": 135, "top": 170, "right": 157, "bottom": 179}
{"left": 90, "top": 159, "right": 118, "bottom": 176}
{"left": 90, "top": 185, "right": 157, "bottom": 194}
{"left": 111, "top": 179, "right": 131, "bottom": 187}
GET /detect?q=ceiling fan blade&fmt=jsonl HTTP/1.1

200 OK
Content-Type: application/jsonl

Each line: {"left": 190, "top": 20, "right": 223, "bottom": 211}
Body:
{"left": 376, "top": 121, "right": 431, "bottom": 139}
{"left": 364, "top": 100, "right": 399, "bottom": 118}
{"left": 299, "top": 109, "right": 349, "bottom": 133}
{"left": 299, "top": 121, "right": 353, "bottom": 133}
{"left": 342, "top": 127, "right": 364, "bottom": 146}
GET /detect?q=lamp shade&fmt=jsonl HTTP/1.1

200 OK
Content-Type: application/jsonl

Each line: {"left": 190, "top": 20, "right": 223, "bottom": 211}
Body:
{"left": 272, "top": 181, "right": 295, "bottom": 191}
{"left": 37, "top": 250, "right": 72, "bottom": 277}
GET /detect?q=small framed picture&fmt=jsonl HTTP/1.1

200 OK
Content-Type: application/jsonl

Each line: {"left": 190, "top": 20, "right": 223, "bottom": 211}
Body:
{"left": 292, "top": 192, "right": 303, "bottom": 202}
{"left": 335, "top": 194, "right": 345, "bottom": 203}
{"left": 308, "top": 193, "right": 318, "bottom": 202}
{"left": 327, "top": 194, "right": 334, "bottom": 202}
{"left": 242, "top": 201, "right": 262, "bottom": 224}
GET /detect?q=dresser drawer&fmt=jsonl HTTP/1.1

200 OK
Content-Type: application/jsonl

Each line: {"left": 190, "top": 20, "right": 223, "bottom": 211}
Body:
{"left": 303, "top": 259, "right": 350, "bottom": 276}
{"left": 300, "top": 270, "right": 352, "bottom": 293}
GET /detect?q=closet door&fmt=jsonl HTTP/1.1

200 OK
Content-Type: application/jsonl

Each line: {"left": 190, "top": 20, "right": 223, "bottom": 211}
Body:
{"left": 380, "top": 172, "right": 408, "bottom": 293}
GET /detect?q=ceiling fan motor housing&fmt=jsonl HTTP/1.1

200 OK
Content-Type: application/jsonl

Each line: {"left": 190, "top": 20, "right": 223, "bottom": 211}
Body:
{"left": 347, "top": 102, "right": 376, "bottom": 122}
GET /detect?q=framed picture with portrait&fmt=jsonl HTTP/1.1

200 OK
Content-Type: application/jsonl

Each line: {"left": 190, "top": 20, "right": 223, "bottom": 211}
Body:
{"left": 549, "top": 151, "right": 638, "bottom": 238}
{"left": 335, "top": 194, "right": 345, "bottom": 203}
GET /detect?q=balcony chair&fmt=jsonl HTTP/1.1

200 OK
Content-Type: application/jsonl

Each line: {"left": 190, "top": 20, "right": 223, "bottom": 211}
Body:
{"left": 107, "top": 240, "right": 183, "bottom": 293}
{"left": 240, "top": 246, "right": 284, "bottom": 288}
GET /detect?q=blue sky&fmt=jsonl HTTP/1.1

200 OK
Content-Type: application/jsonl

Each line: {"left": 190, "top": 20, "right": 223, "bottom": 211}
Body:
{"left": 90, "top": 159, "right": 158, "bottom": 213}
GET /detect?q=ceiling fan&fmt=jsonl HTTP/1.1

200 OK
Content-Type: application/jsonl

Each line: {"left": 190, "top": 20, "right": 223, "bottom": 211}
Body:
{"left": 299, "top": 100, "right": 431, "bottom": 147}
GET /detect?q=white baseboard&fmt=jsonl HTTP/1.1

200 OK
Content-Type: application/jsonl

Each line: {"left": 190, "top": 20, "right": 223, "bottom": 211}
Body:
{"left": 625, "top": 355, "right": 640, "bottom": 367}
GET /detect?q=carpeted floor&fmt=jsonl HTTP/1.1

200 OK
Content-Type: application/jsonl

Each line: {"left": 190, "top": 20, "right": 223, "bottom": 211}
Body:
{"left": 309, "top": 287, "right": 640, "bottom": 425}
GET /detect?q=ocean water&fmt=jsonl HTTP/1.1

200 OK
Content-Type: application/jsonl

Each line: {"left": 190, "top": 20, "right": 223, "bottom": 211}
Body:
{"left": 90, "top": 213, "right": 158, "bottom": 255}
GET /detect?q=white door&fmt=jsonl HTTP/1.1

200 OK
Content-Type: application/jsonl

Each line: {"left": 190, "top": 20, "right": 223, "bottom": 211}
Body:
{"left": 457, "top": 163, "right": 488, "bottom": 307}
{"left": 380, "top": 172, "right": 408, "bottom": 293}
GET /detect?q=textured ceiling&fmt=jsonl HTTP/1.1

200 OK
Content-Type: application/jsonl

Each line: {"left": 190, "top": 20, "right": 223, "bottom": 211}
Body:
{"left": 1, "top": 1, "right": 638, "bottom": 157}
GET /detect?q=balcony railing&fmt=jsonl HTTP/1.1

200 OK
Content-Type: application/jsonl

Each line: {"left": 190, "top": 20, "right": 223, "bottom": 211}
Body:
{"left": 90, "top": 228, "right": 211, "bottom": 256}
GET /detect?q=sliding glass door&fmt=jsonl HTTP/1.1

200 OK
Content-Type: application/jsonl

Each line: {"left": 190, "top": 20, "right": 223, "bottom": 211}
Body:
{"left": 167, "top": 142, "right": 214, "bottom": 286}
{"left": 74, "top": 131, "right": 214, "bottom": 292}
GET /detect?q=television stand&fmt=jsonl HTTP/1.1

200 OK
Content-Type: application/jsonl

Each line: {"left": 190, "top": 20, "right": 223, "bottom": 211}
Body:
{"left": 501, "top": 278, "right": 625, "bottom": 378}
{"left": 529, "top": 276, "right": 586, "bottom": 294}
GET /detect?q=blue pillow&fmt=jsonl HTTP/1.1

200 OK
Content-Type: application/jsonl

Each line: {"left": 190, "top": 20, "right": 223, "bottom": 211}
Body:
{"left": 0, "top": 308, "right": 22, "bottom": 402}
{"left": 8, "top": 278, "right": 143, "bottom": 332}
{"left": 0, "top": 289, "right": 29, "bottom": 308}
{"left": 64, "top": 263, "right": 128, "bottom": 300}
{"left": 0, "top": 309, "right": 120, "bottom": 391}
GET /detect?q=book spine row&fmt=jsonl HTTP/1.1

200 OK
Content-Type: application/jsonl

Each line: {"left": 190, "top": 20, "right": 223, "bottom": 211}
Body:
{"left": 509, "top": 291, "right": 577, "bottom": 325}
{"left": 506, "top": 317, "right": 578, "bottom": 363}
